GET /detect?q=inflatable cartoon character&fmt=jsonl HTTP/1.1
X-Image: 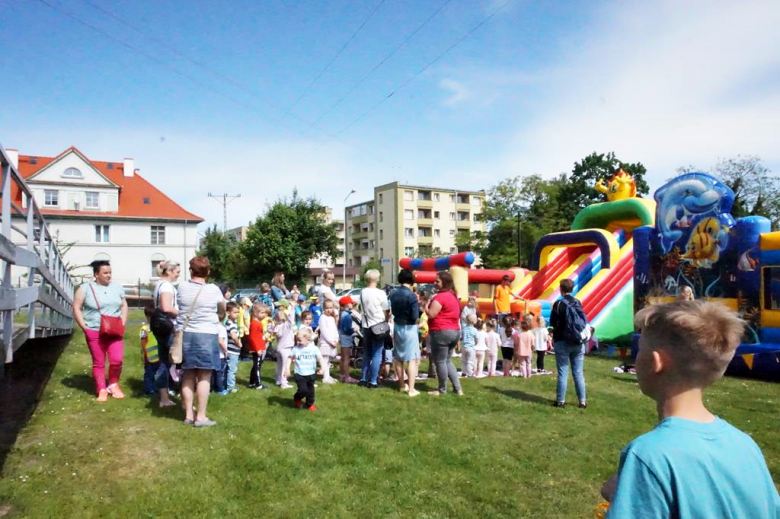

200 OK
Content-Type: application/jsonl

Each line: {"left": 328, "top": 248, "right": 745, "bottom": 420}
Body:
{"left": 682, "top": 217, "right": 728, "bottom": 268}
{"left": 595, "top": 169, "right": 636, "bottom": 202}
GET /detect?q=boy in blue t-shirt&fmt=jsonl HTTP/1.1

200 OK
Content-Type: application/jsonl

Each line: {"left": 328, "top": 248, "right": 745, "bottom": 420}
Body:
{"left": 291, "top": 328, "right": 324, "bottom": 412}
{"left": 603, "top": 301, "right": 780, "bottom": 518}
{"left": 309, "top": 295, "right": 322, "bottom": 330}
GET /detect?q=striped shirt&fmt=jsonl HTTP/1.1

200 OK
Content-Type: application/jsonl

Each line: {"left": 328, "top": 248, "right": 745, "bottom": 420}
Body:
{"left": 292, "top": 343, "right": 321, "bottom": 376}
{"left": 225, "top": 320, "right": 240, "bottom": 354}
{"left": 462, "top": 324, "right": 477, "bottom": 350}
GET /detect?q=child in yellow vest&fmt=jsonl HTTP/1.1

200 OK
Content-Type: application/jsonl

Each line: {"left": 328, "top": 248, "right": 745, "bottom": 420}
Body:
{"left": 140, "top": 324, "right": 159, "bottom": 396}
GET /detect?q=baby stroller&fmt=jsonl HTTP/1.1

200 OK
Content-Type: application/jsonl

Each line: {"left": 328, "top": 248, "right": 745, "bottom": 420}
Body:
{"left": 350, "top": 310, "right": 365, "bottom": 369}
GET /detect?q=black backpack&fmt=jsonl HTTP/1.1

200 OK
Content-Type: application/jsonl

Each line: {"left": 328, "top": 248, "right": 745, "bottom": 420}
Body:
{"left": 554, "top": 296, "right": 590, "bottom": 344}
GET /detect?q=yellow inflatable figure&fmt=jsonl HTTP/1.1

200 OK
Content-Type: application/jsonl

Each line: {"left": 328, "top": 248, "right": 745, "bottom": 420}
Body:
{"left": 595, "top": 169, "right": 636, "bottom": 201}
{"left": 682, "top": 217, "right": 725, "bottom": 268}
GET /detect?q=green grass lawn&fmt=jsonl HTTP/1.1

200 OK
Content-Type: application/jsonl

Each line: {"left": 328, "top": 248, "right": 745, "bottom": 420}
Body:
{"left": 1, "top": 311, "right": 779, "bottom": 518}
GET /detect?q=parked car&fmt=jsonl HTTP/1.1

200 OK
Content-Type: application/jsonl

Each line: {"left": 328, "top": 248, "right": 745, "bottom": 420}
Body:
{"left": 337, "top": 288, "right": 362, "bottom": 300}
{"left": 122, "top": 286, "right": 153, "bottom": 298}
{"left": 230, "top": 288, "right": 260, "bottom": 303}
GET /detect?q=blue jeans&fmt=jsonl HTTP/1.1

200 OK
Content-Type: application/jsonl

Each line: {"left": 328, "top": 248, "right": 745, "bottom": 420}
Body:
{"left": 226, "top": 353, "right": 240, "bottom": 389}
{"left": 212, "top": 357, "right": 227, "bottom": 392}
{"left": 153, "top": 331, "right": 172, "bottom": 392}
{"left": 143, "top": 360, "right": 158, "bottom": 394}
{"left": 555, "top": 341, "right": 586, "bottom": 403}
{"left": 360, "top": 330, "right": 385, "bottom": 384}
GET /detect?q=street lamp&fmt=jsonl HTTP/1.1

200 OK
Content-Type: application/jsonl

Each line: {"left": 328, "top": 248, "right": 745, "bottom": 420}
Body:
{"left": 343, "top": 189, "right": 356, "bottom": 289}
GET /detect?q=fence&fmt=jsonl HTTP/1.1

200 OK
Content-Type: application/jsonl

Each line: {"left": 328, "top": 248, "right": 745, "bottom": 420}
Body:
{"left": 0, "top": 143, "right": 74, "bottom": 376}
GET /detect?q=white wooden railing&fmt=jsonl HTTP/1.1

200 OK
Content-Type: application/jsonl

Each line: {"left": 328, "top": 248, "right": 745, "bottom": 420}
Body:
{"left": 0, "top": 143, "right": 74, "bottom": 376}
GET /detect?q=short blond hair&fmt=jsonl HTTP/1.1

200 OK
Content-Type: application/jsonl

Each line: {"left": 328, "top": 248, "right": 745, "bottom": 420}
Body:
{"left": 364, "top": 269, "right": 380, "bottom": 283}
{"left": 467, "top": 313, "right": 478, "bottom": 325}
{"left": 297, "top": 328, "right": 313, "bottom": 343}
{"left": 634, "top": 301, "right": 744, "bottom": 387}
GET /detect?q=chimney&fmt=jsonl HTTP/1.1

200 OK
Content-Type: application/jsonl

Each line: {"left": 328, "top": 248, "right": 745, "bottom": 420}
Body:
{"left": 123, "top": 158, "right": 134, "bottom": 177}
{"left": 6, "top": 149, "right": 18, "bottom": 169}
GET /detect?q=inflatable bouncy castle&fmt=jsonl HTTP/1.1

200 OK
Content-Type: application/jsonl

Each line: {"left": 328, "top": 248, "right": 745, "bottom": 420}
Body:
{"left": 401, "top": 170, "right": 651, "bottom": 344}
{"left": 634, "top": 172, "right": 780, "bottom": 381}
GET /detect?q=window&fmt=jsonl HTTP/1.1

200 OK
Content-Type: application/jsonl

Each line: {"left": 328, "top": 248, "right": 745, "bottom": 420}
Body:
{"left": 44, "top": 190, "right": 59, "bottom": 207}
{"left": 369, "top": 223, "right": 374, "bottom": 232}
{"left": 472, "top": 197, "right": 482, "bottom": 207}
{"left": 151, "top": 225, "right": 166, "bottom": 245}
{"left": 404, "top": 228, "right": 414, "bottom": 238}
{"left": 433, "top": 193, "right": 440, "bottom": 202}
{"left": 379, "top": 212, "right": 383, "bottom": 222}
{"left": 457, "top": 194, "right": 469, "bottom": 204}
{"left": 95, "top": 225, "right": 110, "bottom": 243}
{"left": 379, "top": 229, "right": 384, "bottom": 239}
{"left": 404, "top": 190, "right": 414, "bottom": 201}
{"left": 418, "top": 209, "right": 431, "bottom": 219}
{"left": 368, "top": 205, "right": 374, "bottom": 215}
{"left": 151, "top": 260, "right": 163, "bottom": 277}
{"left": 379, "top": 193, "right": 383, "bottom": 204}
{"left": 63, "top": 167, "right": 82, "bottom": 178}
{"left": 85, "top": 191, "right": 99, "bottom": 209}
{"left": 418, "top": 228, "right": 432, "bottom": 237}
{"left": 404, "top": 247, "right": 415, "bottom": 257}
{"left": 369, "top": 240, "right": 375, "bottom": 249}
{"left": 418, "top": 190, "right": 431, "bottom": 201}
{"left": 450, "top": 230, "right": 456, "bottom": 237}
{"left": 458, "top": 211, "right": 470, "bottom": 221}
{"left": 434, "top": 229, "right": 440, "bottom": 237}
{"left": 404, "top": 209, "right": 414, "bottom": 220}
{"left": 450, "top": 247, "right": 457, "bottom": 254}
{"left": 380, "top": 248, "right": 384, "bottom": 257}
{"left": 143, "top": 197, "right": 151, "bottom": 205}
{"left": 449, "top": 212, "right": 456, "bottom": 220}
{"left": 473, "top": 214, "right": 479, "bottom": 222}
{"left": 434, "top": 211, "right": 440, "bottom": 219}
{"left": 449, "top": 194, "right": 456, "bottom": 203}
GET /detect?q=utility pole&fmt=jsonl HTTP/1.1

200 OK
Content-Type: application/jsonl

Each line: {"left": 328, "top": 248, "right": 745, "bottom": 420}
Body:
{"left": 208, "top": 192, "right": 241, "bottom": 233}
{"left": 517, "top": 212, "right": 522, "bottom": 267}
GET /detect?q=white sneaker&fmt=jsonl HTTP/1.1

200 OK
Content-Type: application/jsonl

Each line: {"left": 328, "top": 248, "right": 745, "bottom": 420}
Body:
{"left": 323, "top": 377, "right": 338, "bottom": 384}
{"left": 280, "top": 383, "right": 293, "bottom": 389}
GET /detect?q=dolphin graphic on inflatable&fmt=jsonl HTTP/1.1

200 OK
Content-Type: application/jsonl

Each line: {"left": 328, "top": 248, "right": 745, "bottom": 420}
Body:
{"left": 654, "top": 173, "right": 735, "bottom": 253}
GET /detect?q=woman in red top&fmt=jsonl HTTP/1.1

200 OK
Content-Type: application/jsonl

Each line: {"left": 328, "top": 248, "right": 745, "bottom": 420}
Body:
{"left": 425, "top": 271, "right": 463, "bottom": 396}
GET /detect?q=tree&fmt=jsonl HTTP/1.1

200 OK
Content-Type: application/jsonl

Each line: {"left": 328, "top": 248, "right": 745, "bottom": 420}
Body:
{"left": 676, "top": 156, "right": 780, "bottom": 229}
{"left": 353, "top": 259, "right": 382, "bottom": 288}
{"left": 557, "top": 152, "right": 649, "bottom": 224}
{"left": 239, "top": 191, "right": 340, "bottom": 286}
{"left": 471, "top": 174, "right": 570, "bottom": 268}
{"left": 197, "top": 224, "right": 238, "bottom": 282}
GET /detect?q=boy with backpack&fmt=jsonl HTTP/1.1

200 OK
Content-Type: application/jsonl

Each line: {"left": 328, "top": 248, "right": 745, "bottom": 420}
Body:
{"left": 550, "top": 279, "right": 590, "bottom": 408}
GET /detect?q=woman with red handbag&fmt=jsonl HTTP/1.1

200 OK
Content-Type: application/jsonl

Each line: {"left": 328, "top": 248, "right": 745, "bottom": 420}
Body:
{"left": 72, "top": 260, "right": 128, "bottom": 402}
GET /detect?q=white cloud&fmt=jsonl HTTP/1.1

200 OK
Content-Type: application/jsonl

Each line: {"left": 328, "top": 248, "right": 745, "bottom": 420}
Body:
{"left": 439, "top": 78, "right": 471, "bottom": 106}
{"left": 500, "top": 0, "right": 780, "bottom": 191}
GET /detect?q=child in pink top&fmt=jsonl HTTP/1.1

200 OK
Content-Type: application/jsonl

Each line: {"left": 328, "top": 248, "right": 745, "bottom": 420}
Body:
{"left": 513, "top": 316, "right": 534, "bottom": 378}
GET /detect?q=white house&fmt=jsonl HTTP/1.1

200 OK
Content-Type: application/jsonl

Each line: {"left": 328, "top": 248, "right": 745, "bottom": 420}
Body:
{"left": 9, "top": 146, "right": 203, "bottom": 286}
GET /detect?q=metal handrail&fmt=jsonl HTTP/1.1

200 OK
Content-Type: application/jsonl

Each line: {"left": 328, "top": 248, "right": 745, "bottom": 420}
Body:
{"left": 0, "top": 142, "right": 74, "bottom": 375}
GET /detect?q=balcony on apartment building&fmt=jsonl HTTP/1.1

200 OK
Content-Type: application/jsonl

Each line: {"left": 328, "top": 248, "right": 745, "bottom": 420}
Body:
{"left": 417, "top": 227, "right": 433, "bottom": 245}
{"left": 456, "top": 211, "right": 471, "bottom": 229}
{"left": 417, "top": 209, "right": 433, "bottom": 226}
{"left": 456, "top": 194, "right": 471, "bottom": 212}
{"left": 416, "top": 190, "right": 433, "bottom": 208}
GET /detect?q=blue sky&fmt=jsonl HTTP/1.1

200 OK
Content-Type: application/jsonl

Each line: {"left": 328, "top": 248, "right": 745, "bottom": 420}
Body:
{"left": 1, "top": 0, "right": 778, "bottom": 232}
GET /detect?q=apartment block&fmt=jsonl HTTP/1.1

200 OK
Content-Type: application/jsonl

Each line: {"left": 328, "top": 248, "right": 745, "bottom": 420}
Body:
{"left": 345, "top": 182, "right": 486, "bottom": 283}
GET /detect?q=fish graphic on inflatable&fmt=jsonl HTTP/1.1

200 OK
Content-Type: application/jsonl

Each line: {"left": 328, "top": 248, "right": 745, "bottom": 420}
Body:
{"left": 654, "top": 173, "right": 735, "bottom": 253}
{"left": 681, "top": 217, "right": 729, "bottom": 268}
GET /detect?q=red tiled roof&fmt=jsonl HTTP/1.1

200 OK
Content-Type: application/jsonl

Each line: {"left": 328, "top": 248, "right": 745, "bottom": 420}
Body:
{"left": 12, "top": 146, "right": 203, "bottom": 222}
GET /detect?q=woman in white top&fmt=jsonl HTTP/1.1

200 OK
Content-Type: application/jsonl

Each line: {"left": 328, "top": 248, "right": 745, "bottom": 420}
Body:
{"left": 176, "top": 256, "right": 225, "bottom": 427}
{"left": 152, "top": 260, "right": 180, "bottom": 408}
{"left": 316, "top": 270, "right": 338, "bottom": 304}
{"left": 358, "top": 269, "right": 389, "bottom": 388}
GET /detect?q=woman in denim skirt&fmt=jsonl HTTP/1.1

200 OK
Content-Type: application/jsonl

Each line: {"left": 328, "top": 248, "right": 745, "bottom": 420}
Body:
{"left": 176, "top": 256, "right": 225, "bottom": 427}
